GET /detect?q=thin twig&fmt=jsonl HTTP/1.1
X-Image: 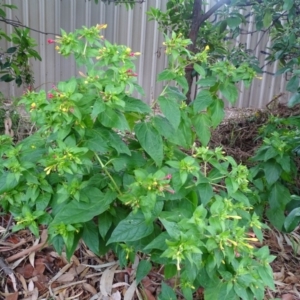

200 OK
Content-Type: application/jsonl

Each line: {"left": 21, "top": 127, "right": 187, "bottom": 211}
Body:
{"left": 0, "top": 257, "right": 13, "bottom": 275}
{"left": 0, "top": 17, "right": 61, "bottom": 36}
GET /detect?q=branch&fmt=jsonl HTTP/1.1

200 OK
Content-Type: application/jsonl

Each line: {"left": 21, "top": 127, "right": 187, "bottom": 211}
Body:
{"left": 0, "top": 17, "right": 61, "bottom": 36}
{"left": 199, "top": 0, "right": 231, "bottom": 24}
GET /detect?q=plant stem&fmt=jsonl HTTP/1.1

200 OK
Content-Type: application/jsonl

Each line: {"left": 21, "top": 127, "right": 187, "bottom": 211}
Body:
{"left": 94, "top": 153, "right": 122, "bottom": 195}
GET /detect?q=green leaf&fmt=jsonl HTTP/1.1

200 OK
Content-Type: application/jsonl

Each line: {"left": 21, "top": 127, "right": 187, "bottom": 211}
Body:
{"left": 159, "top": 218, "right": 180, "bottom": 239}
{"left": 283, "top": 0, "right": 293, "bottom": 10}
{"left": 266, "top": 207, "right": 285, "bottom": 230}
{"left": 194, "top": 113, "right": 211, "bottom": 146}
{"left": 207, "top": 99, "right": 224, "bottom": 128}
{"left": 98, "top": 211, "right": 113, "bottom": 239}
{"left": 107, "top": 210, "right": 154, "bottom": 244}
{"left": 134, "top": 122, "right": 163, "bottom": 166}
{"left": 65, "top": 78, "right": 77, "bottom": 93}
{"left": 164, "top": 264, "right": 177, "bottom": 279}
{"left": 193, "top": 90, "right": 213, "bottom": 112}
{"left": 234, "top": 283, "right": 249, "bottom": 300}
{"left": 269, "top": 182, "right": 291, "bottom": 210}
{"left": 257, "top": 266, "right": 275, "bottom": 289}
{"left": 153, "top": 115, "right": 175, "bottom": 139}
{"left": 98, "top": 107, "right": 129, "bottom": 131}
{"left": 227, "top": 16, "right": 242, "bottom": 29}
{"left": 219, "top": 82, "right": 238, "bottom": 104}
{"left": 0, "top": 173, "right": 18, "bottom": 193}
{"left": 165, "top": 86, "right": 186, "bottom": 101}
{"left": 0, "top": 9, "right": 5, "bottom": 18}
{"left": 101, "top": 128, "right": 131, "bottom": 155}
{"left": 158, "top": 282, "right": 177, "bottom": 300}
{"left": 0, "top": 74, "right": 14, "bottom": 82}
{"left": 193, "top": 64, "right": 206, "bottom": 77}
{"left": 158, "top": 96, "right": 181, "bottom": 130}
{"left": 52, "top": 189, "right": 116, "bottom": 225}
{"left": 136, "top": 260, "right": 152, "bottom": 284}
{"left": 124, "top": 96, "right": 151, "bottom": 114}
{"left": 6, "top": 46, "right": 17, "bottom": 54}
{"left": 83, "top": 221, "right": 100, "bottom": 255}
{"left": 284, "top": 208, "right": 300, "bottom": 232}
{"left": 158, "top": 69, "right": 176, "bottom": 81}
{"left": 286, "top": 75, "right": 299, "bottom": 93}
{"left": 197, "top": 183, "right": 213, "bottom": 205}
{"left": 175, "top": 76, "right": 189, "bottom": 94}
{"left": 288, "top": 93, "right": 300, "bottom": 107}
{"left": 196, "top": 77, "right": 217, "bottom": 87}
{"left": 263, "top": 161, "right": 281, "bottom": 185}
{"left": 263, "top": 10, "right": 272, "bottom": 27}
{"left": 144, "top": 232, "right": 169, "bottom": 251}
{"left": 84, "top": 129, "right": 109, "bottom": 153}
{"left": 218, "top": 20, "right": 227, "bottom": 34}
{"left": 91, "top": 99, "right": 105, "bottom": 119}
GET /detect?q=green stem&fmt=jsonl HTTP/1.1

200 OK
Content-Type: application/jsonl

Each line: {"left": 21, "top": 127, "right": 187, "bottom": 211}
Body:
{"left": 151, "top": 84, "right": 169, "bottom": 109}
{"left": 94, "top": 153, "right": 122, "bottom": 195}
{"left": 83, "top": 41, "right": 88, "bottom": 56}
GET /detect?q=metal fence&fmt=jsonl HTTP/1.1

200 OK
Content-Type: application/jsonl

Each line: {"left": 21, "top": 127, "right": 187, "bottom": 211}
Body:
{"left": 0, "top": 0, "right": 291, "bottom": 108}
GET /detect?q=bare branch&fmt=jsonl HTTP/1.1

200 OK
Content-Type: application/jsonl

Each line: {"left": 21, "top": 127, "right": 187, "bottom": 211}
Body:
{"left": 0, "top": 17, "right": 61, "bottom": 36}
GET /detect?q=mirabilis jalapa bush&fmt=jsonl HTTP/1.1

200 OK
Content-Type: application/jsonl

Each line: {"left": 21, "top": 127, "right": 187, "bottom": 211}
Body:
{"left": 0, "top": 25, "right": 275, "bottom": 299}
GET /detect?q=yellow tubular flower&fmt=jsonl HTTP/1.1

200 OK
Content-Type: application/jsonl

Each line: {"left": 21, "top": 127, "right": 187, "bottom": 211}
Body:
{"left": 96, "top": 24, "right": 107, "bottom": 30}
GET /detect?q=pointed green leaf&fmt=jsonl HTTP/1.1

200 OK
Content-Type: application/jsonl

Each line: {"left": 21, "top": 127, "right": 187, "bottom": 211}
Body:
{"left": 107, "top": 210, "right": 154, "bottom": 244}
{"left": 98, "top": 107, "right": 129, "bottom": 131}
{"left": 288, "top": 93, "right": 300, "bottom": 107}
{"left": 196, "top": 77, "right": 216, "bottom": 87}
{"left": 83, "top": 221, "right": 100, "bottom": 255}
{"left": 193, "top": 64, "right": 206, "bottom": 77}
{"left": 52, "top": 189, "right": 116, "bottom": 225}
{"left": 153, "top": 115, "right": 175, "bottom": 139}
{"left": 98, "top": 212, "right": 113, "bottom": 239}
{"left": 158, "top": 282, "right": 177, "bottom": 300}
{"left": 158, "top": 96, "right": 181, "bottom": 130}
{"left": 134, "top": 122, "right": 163, "bottom": 166}
{"left": 136, "top": 260, "right": 152, "bottom": 284}
{"left": 286, "top": 75, "right": 299, "bottom": 93}
{"left": 158, "top": 69, "right": 176, "bottom": 81}
{"left": 220, "top": 82, "right": 238, "bottom": 104}
{"left": 193, "top": 90, "right": 213, "bottom": 113}
{"left": 283, "top": 0, "right": 293, "bottom": 10}
{"left": 175, "top": 76, "right": 189, "bottom": 94}
{"left": 124, "top": 96, "right": 151, "bottom": 114}
{"left": 284, "top": 208, "right": 300, "bottom": 232}
{"left": 208, "top": 99, "right": 224, "bottom": 128}
{"left": 194, "top": 113, "right": 211, "bottom": 146}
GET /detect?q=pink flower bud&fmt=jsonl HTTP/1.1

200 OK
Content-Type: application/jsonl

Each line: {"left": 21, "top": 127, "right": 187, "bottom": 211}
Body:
{"left": 126, "top": 69, "right": 138, "bottom": 77}
{"left": 48, "top": 93, "right": 54, "bottom": 98}
{"left": 165, "top": 174, "right": 172, "bottom": 180}
{"left": 47, "top": 39, "right": 55, "bottom": 44}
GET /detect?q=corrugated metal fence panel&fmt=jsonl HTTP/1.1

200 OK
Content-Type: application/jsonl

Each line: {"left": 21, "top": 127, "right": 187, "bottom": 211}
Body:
{"left": 0, "top": 0, "right": 168, "bottom": 104}
{"left": 0, "top": 0, "right": 292, "bottom": 107}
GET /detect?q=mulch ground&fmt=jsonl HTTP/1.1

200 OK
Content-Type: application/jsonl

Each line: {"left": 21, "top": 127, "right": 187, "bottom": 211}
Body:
{"left": 1, "top": 100, "right": 300, "bottom": 300}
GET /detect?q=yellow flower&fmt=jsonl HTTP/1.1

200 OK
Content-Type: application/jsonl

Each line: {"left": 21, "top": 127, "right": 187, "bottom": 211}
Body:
{"left": 205, "top": 45, "right": 210, "bottom": 51}
{"left": 55, "top": 45, "right": 60, "bottom": 51}
{"left": 96, "top": 24, "right": 107, "bottom": 30}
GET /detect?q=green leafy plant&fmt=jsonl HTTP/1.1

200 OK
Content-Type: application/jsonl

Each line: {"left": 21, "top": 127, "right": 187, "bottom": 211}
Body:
{"left": 0, "top": 25, "right": 274, "bottom": 299}
{"left": 250, "top": 115, "right": 300, "bottom": 231}
{"left": 0, "top": 4, "right": 41, "bottom": 89}
{"left": 147, "top": 0, "right": 300, "bottom": 103}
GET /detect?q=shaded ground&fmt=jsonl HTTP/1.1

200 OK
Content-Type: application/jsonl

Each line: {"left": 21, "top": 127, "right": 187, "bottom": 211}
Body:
{"left": 1, "top": 100, "right": 300, "bottom": 299}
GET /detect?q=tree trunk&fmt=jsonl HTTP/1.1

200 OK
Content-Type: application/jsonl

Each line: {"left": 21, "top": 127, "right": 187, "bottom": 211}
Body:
{"left": 185, "top": 0, "right": 231, "bottom": 103}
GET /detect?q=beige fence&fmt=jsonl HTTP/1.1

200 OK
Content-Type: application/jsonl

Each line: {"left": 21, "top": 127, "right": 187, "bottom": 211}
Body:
{"left": 0, "top": 0, "right": 291, "bottom": 108}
